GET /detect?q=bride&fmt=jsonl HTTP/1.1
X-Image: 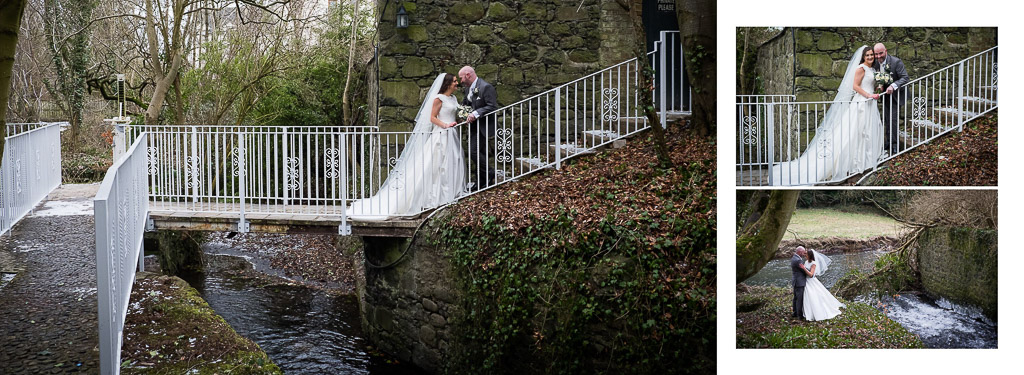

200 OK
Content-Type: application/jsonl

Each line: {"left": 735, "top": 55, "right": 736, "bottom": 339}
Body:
{"left": 771, "top": 45, "right": 884, "bottom": 185}
{"left": 347, "top": 73, "right": 466, "bottom": 220}
{"left": 800, "top": 249, "right": 846, "bottom": 321}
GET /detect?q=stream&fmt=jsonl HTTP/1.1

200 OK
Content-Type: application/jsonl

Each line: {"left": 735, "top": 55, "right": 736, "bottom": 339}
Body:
{"left": 745, "top": 250, "right": 997, "bottom": 348}
{"left": 174, "top": 245, "right": 426, "bottom": 374}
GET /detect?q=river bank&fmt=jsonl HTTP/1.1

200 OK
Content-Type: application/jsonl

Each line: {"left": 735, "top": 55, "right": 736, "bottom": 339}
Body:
{"left": 736, "top": 285, "right": 924, "bottom": 349}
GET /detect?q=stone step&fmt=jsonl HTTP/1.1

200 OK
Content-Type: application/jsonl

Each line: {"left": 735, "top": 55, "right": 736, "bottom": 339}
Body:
{"left": 934, "top": 106, "right": 980, "bottom": 118}
{"left": 582, "top": 130, "right": 626, "bottom": 149}
{"left": 979, "top": 85, "right": 997, "bottom": 91}
{"left": 514, "top": 156, "right": 550, "bottom": 174}
{"left": 961, "top": 96, "right": 997, "bottom": 106}
{"left": 909, "top": 119, "right": 952, "bottom": 132}
{"left": 548, "top": 143, "right": 596, "bottom": 158}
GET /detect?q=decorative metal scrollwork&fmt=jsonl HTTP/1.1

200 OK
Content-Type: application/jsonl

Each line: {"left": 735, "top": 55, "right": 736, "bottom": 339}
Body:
{"left": 231, "top": 147, "right": 245, "bottom": 177}
{"left": 185, "top": 156, "right": 201, "bottom": 188}
{"left": 602, "top": 88, "right": 620, "bottom": 122}
{"left": 816, "top": 129, "right": 833, "bottom": 159}
{"left": 912, "top": 97, "right": 928, "bottom": 120}
{"left": 325, "top": 148, "right": 340, "bottom": 179}
{"left": 284, "top": 157, "right": 301, "bottom": 191}
{"left": 387, "top": 156, "right": 404, "bottom": 191}
{"left": 147, "top": 147, "right": 159, "bottom": 176}
{"left": 495, "top": 128, "right": 513, "bottom": 163}
{"left": 15, "top": 159, "right": 22, "bottom": 194}
{"left": 992, "top": 62, "right": 997, "bottom": 85}
{"left": 742, "top": 116, "right": 759, "bottom": 145}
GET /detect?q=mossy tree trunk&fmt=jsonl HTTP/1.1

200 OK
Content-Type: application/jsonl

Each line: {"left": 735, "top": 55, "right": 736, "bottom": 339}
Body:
{"left": 676, "top": 0, "right": 716, "bottom": 137}
{"left": 0, "top": 0, "right": 28, "bottom": 157}
{"left": 628, "top": 0, "right": 671, "bottom": 167}
{"left": 736, "top": 190, "right": 799, "bottom": 283}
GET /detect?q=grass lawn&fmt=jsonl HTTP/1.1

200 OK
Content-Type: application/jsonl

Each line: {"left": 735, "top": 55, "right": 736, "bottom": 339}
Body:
{"left": 736, "top": 286, "right": 924, "bottom": 349}
{"left": 783, "top": 208, "right": 900, "bottom": 240}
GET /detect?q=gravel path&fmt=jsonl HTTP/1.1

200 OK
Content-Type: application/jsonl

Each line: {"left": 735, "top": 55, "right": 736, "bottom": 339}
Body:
{"left": 0, "top": 184, "right": 101, "bottom": 373}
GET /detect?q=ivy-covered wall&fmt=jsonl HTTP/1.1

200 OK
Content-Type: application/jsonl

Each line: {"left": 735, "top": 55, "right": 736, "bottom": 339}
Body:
{"left": 754, "top": 27, "right": 998, "bottom": 101}
{"left": 916, "top": 226, "right": 997, "bottom": 321}
{"left": 373, "top": 0, "right": 636, "bottom": 133}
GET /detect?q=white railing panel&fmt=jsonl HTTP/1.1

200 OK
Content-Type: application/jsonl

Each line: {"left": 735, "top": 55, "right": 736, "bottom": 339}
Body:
{"left": 1, "top": 123, "right": 63, "bottom": 235}
{"left": 94, "top": 134, "right": 149, "bottom": 375}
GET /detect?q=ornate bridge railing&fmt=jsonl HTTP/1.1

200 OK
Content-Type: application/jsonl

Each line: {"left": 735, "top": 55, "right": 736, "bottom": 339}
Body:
{"left": 1, "top": 122, "right": 63, "bottom": 236}
{"left": 736, "top": 46, "right": 997, "bottom": 186}
{"left": 94, "top": 134, "right": 149, "bottom": 375}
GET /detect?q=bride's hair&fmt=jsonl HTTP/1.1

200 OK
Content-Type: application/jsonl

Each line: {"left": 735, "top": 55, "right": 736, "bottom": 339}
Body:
{"left": 438, "top": 73, "right": 456, "bottom": 94}
{"left": 807, "top": 250, "right": 816, "bottom": 262}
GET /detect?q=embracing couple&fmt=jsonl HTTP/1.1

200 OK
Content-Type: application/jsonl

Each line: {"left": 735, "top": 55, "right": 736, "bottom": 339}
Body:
{"left": 771, "top": 43, "right": 910, "bottom": 185}
{"left": 347, "top": 66, "right": 499, "bottom": 220}
{"left": 791, "top": 246, "right": 846, "bottom": 321}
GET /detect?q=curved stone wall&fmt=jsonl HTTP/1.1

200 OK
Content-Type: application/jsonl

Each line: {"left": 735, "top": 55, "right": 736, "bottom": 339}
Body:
{"left": 916, "top": 226, "right": 997, "bottom": 321}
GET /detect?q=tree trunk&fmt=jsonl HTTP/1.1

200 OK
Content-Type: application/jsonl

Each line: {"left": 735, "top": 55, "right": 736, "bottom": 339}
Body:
{"left": 629, "top": 0, "right": 671, "bottom": 167}
{"left": 173, "top": 74, "right": 185, "bottom": 123}
{"left": 736, "top": 190, "right": 800, "bottom": 283}
{"left": 676, "top": 0, "right": 716, "bottom": 137}
{"left": 0, "top": 0, "right": 28, "bottom": 157}
{"left": 342, "top": 0, "right": 361, "bottom": 126}
{"left": 739, "top": 28, "right": 749, "bottom": 95}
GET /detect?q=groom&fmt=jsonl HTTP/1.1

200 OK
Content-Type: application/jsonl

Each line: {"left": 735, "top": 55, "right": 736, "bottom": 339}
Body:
{"left": 791, "top": 246, "right": 810, "bottom": 320}
{"left": 872, "top": 43, "right": 911, "bottom": 155}
{"left": 459, "top": 66, "right": 499, "bottom": 190}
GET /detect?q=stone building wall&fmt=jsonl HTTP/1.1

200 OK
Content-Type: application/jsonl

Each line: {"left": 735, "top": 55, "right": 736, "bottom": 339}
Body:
{"left": 373, "top": 0, "right": 636, "bottom": 133}
{"left": 753, "top": 28, "right": 793, "bottom": 96}
{"left": 916, "top": 226, "right": 997, "bottom": 321}
{"left": 790, "top": 27, "right": 997, "bottom": 102}
{"left": 357, "top": 230, "right": 459, "bottom": 373}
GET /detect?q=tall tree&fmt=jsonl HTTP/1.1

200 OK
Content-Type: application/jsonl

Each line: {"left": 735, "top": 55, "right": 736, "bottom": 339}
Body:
{"left": 736, "top": 190, "right": 800, "bottom": 283}
{"left": 627, "top": 0, "right": 671, "bottom": 167}
{"left": 43, "top": 0, "right": 95, "bottom": 151}
{"left": 342, "top": 0, "right": 360, "bottom": 126}
{"left": 676, "top": 0, "right": 715, "bottom": 137}
{"left": 1, "top": 0, "right": 29, "bottom": 157}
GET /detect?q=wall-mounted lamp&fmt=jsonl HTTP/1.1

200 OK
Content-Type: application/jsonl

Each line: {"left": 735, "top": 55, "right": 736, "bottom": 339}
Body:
{"left": 396, "top": 3, "right": 409, "bottom": 29}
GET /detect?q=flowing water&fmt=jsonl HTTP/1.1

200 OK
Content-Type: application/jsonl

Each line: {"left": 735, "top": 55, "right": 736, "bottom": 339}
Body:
{"left": 177, "top": 251, "right": 426, "bottom": 374}
{"left": 745, "top": 249, "right": 997, "bottom": 348}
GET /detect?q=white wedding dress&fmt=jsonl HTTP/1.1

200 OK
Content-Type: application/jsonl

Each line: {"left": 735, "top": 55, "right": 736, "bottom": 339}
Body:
{"left": 771, "top": 46, "right": 884, "bottom": 185}
{"left": 802, "top": 252, "right": 846, "bottom": 321}
{"left": 346, "top": 74, "right": 466, "bottom": 220}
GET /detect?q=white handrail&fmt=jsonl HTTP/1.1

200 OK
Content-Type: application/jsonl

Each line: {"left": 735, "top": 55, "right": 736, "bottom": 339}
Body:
{"left": 1, "top": 122, "right": 62, "bottom": 236}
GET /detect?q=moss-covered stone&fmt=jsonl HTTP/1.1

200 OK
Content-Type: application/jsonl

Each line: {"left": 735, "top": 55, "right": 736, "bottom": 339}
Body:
{"left": 547, "top": 22, "right": 572, "bottom": 37}
{"left": 500, "top": 22, "right": 531, "bottom": 44}
{"left": 467, "top": 25, "right": 494, "bottom": 44}
{"left": 817, "top": 32, "right": 844, "bottom": 51}
{"left": 402, "top": 56, "right": 435, "bottom": 78}
{"left": 796, "top": 53, "right": 833, "bottom": 76}
{"left": 555, "top": 6, "right": 586, "bottom": 21}
{"left": 449, "top": 2, "right": 486, "bottom": 24}
{"left": 499, "top": 69, "right": 524, "bottom": 85}
{"left": 568, "top": 50, "right": 599, "bottom": 63}
{"left": 403, "top": 25, "right": 429, "bottom": 43}
{"left": 514, "top": 44, "right": 539, "bottom": 62}
{"left": 381, "top": 81, "right": 424, "bottom": 107}
{"left": 485, "top": 44, "right": 512, "bottom": 63}
{"left": 520, "top": 2, "right": 548, "bottom": 20}
{"left": 560, "top": 35, "right": 585, "bottom": 49}
{"left": 379, "top": 56, "right": 399, "bottom": 79}
{"left": 796, "top": 30, "right": 815, "bottom": 51}
{"left": 542, "top": 50, "right": 567, "bottom": 65}
{"left": 486, "top": 2, "right": 517, "bottom": 22}
{"left": 496, "top": 85, "right": 521, "bottom": 106}
{"left": 454, "top": 42, "right": 483, "bottom": 65}
{"left": 391, "top": 42, "right": 418, "bottom": 55}
{"left": 476, "top": 64, "right": 500, "bottom": 81}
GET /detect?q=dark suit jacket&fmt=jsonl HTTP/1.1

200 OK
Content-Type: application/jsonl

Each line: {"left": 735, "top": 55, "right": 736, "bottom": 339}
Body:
{"left": 874, "top": 55, "right": 910, "bottom": 102}
{"left": 791, "top": 255, "right": 807, "bottom": 287}
{"left": 463, "top": 78, "right": 499, "bottom": 135}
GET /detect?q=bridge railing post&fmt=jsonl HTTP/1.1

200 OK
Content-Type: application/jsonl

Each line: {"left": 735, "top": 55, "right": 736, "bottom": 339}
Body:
{"left": 237, "top": 131, "right": 249, "bottom": 232}
{"left": 555, "top": 89, "right": 561, "bottom": 170}
{"left": 339, "top": 133, "right": 350, "bottom": 235}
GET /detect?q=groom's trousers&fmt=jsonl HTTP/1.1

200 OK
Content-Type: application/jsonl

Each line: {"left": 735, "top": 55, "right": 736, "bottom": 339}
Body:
{"left": 467, "top": 124, "right": 496, "bottom": 190}
{"left": 881, "top": 92, "right": 906, "bottom": 154}
{"left": 793, "top": 286, "right": 805, "bottom": 317}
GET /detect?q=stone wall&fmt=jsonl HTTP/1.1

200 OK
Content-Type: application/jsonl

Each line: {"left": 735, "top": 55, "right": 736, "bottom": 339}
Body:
{"left": 753, "top": 28, "right": 997, "bottom": 101}
{"left": 916, "top": 226, "right": 997, "bottom": 321}
{"left": 374, "top": 0, "right": 634, "bottom": 133}
{"left": 754, "top": 28, "right": 793, "bottom": 96}
{"left": 356, "top": 227, "right": 459, "bottom": 373}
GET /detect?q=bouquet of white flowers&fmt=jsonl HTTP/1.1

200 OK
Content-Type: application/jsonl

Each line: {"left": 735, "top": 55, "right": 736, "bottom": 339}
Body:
{"left": 457, "top": 105, "right": 473, "bottom": 123}
{"left": 874, "top": 68, "right": 893, "bottom": 93}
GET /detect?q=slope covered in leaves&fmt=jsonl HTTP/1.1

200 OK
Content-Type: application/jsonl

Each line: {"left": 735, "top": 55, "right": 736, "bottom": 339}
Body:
{"left": 437, "top": 122, "right": 716, "bottom": 374}
{"left": 871, "top": 110, "right": 997, "bottom": 186}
